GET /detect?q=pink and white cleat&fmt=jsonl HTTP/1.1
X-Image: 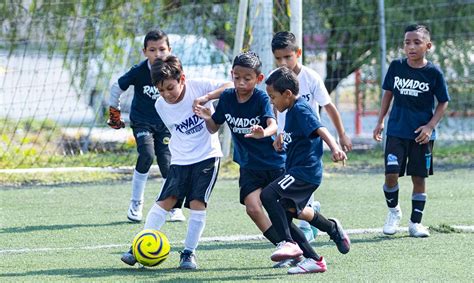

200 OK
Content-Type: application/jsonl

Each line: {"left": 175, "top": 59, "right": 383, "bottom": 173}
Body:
{"left": 288, "top": 257, "right": 327, "bottom": 274}
{"left": 270, "top": 241, "right": 303, "bottom": 262}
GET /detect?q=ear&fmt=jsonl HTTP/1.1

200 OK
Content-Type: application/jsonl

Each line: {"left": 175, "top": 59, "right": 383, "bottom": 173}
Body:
{"left": 296, "top": 48, "right": 302, "bottom": 58}
{"left": 180, "top": 73, "right": 186, "bottom": 85}
{"left": 257, "top": 73, "right": 265, "bottom": 83}
{"left": 142, "top": 48, "right": 147, "bottom": 55}
{"left": 283, "top": 89, "right": 293, "bottom": 97}
{"left": 426, "top": 41, "right": 432, "bottom": 51}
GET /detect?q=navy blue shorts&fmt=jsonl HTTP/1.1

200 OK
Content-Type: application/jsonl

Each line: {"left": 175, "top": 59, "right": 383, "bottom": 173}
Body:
{"left": 385, "top": 136, "right": 434, "bottom": 178}
{"left": 156, "top": 157, "right": 220, "bottom": 208}
{"left": 239, "top": 167, "right": 285, "bottom": 205}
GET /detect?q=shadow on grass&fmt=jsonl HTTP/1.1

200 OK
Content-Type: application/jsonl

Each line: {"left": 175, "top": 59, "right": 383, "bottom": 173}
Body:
{"left": 0, "top": 221, "right": 136, "bottom": 234}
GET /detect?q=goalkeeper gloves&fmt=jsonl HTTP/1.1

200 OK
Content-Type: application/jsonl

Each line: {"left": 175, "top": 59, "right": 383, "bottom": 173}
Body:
{"left": 107, "top": 106, "right": 125, "bottom": 129}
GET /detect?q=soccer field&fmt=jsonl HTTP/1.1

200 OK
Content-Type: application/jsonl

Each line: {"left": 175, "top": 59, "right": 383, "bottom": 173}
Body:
{"left": 1, "top": 168, "right": 473, "bottom": 282}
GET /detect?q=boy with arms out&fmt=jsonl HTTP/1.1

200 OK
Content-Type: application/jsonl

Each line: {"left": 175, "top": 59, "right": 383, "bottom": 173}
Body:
{"left": 271, "top": 31, "right": 353, "bottom": 241}
{"left": 107, "top": 29, "right": 185, "bottom": 223}
{"left": 121, "top": 55, "right": 233, "bottom": 269}
{"left": 261, "top": 67, "right": 350, "bottom": 274}
{"left": 373, "top": 24, "right": 449, "bottom": 237}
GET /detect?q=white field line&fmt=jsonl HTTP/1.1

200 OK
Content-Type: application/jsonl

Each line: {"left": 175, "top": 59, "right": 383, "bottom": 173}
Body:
{"left": 1, "top": 225, "right": 472, "bottom": 255}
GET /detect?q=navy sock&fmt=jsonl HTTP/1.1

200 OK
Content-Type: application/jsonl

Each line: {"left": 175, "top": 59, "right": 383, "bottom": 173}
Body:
{"left": 308, "top": 211, "right": 335, "bottom": 234}
{"left": 260, "top": 188, "right": 292, "bottom": 242}
{"left": 289, "top": 222, "right": 320, "bottom": 261}
{"left": 383, "top": 184, "right": 399, "bottom": 208}
{"left": 411, "top": 193, "right": 427, "bottom": 223}
{"left": 263, "top": 226, "right": 281, "bottom": 246}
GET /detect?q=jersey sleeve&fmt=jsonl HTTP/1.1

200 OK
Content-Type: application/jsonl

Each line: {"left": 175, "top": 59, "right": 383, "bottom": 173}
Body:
{"left": 211, "top": 89, "right": 230, "bottom": 125}
{"left": 382, "top": 60, "right": 397, "bottom": 91}
{"left": 298, "top": 104, "right": 324, "bottom": 137}
{"left": 434, "top": 68, "right": 450, "bottom": 103}
{"left": 260, "top": 91, "right": 275, "bottom": 119}
{"left": 310, "top": 72, "right": 331, "bottom": 107}
{"left": 117, "top": 65, "right": 139, "bottom": 91}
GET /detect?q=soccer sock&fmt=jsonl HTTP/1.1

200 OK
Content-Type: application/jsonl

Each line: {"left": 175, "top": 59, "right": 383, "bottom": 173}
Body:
{"left": 260, "top": 188, "right": 292, "bottom": 242}
{"left": 184, "top": 210, "right": 207, "bottom": 253}
{"left": 308, "top": 211, "right": 335, "bottom": 234}
{"left": 298, "top": 194, "right": 314, "bottom": 229}
{"left": 289, "top": 222, "right": 320, "bottom": 261}
{"left": 131, "top": 170, "right": 149, "bottom": 201}
{"left": 143, "top": 203, "right": 167, "bottom": 230}
{"left": 383, "top": 184, "right": 399, "bottom": 208}
{"left": 263, "top": 226, "right": 281, "bottom": 246}
{"left": 411, "top": 193, "right": 427, "bottom": 223}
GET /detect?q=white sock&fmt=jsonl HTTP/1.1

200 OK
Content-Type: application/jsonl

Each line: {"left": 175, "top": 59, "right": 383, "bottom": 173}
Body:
{"left": 184, "top": 210, "right": 207, "bottom": 252}
{"left": 298, "top": 193, "right": 315, "bottom": 229}
{"left": 131, "top": 170, "right": 149, "bottom": 201}
{"left": 144, "top": 203, "right": 168, "bottom": 230}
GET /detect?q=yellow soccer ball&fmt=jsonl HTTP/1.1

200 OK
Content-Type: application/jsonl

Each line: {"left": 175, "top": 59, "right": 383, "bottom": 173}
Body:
{"left": 132, "top": 229, "right": 171, "bottom": 267}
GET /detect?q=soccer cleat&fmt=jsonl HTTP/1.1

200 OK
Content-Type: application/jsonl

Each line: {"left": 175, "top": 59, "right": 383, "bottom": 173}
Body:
{"left": 288, "top": 257, "right": 327, "bottom": 274}
{"left": 178, "top": 250, "right": 197, "bottom": 269}
{"left": 299, "top": 226, "right": 315, "bottom": 243}
{"left": 273, "top": 256, "right": 304, "bottom": 268}
{"left": 311, "top": 201, "right": 321, "bottom": 238}
{"left": 167, "top": 208, "right": 186, "bottom": 222}
{"left": 409, "top": 221, "right": 430, "bottom": 238}
{"left": 383, "top": 206, "right": 402, "bottom": 235}
{"left": 328, "top": 218, "right": 351, "bottom": 254}
{"left": 127, "top": 200, "right": 144, "bottom": 222}
{"left": 270, "top": 241, "right": 303, "bottom": 262}
{"left": 121, "top": 248, "right": 137, "bottom": 266}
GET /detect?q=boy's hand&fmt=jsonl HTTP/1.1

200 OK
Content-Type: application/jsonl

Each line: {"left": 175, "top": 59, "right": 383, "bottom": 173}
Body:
{"left": 244, "top": 125, "right": 265, "bottom": 139}
{"left": 193, "top": 104, "right": 212, "bottom": 120}
{"left": 273, "top": 133, "right": 284, "bottom": 152}
{"left": 193, "top": 94, "right": 210, "bottom": 109}
{"left": 373, "top": 122, "right": 384, "bottom": 141}
{"left": 107, "top": 106, "right": 125, "bottom": 129}
{"left": 339, "top": 133, "right": 353, "bottom": 152}
{"left": 331, "top": 147, "right": 347, "bottom": 163}
{"left": 414, "top": 125, "right": 433, "bottom": 144}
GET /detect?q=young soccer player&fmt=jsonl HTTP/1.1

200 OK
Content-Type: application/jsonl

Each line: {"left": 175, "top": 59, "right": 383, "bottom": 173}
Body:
{"left": 107, "top": 29, "right": 185, "bottom": 223}
{"left": 121, "top": 55, "right": 232, "bottom": 269}
{"left": 271, "top": 31, "right": 353, "bottom": 241}
{"left": 262, "top": 67, "right": 350, "bottom": 274}
{"left": 373, "top": 24, "right": 450, "bottom": 237}
{"left": 193, "top": 51, "right": 286, "bottom": 250}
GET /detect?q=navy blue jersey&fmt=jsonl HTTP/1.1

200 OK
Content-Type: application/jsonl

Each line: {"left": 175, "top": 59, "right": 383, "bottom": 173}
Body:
{"left": 212, "top": 88, "right": 285, "bottom": 170}
{"left": 383, "top": 58, "right": 450, "bottom": 140}
{"left": 118, "top": 60, "right": 164, "bottom": 126}
{"left": 283, "top": 98, "right": 324, "bottom": 185}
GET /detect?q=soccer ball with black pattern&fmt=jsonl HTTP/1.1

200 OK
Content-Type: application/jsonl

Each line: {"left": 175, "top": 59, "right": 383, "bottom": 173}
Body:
{"left": 132, "top": 229, "right": 170, "bottom": 267}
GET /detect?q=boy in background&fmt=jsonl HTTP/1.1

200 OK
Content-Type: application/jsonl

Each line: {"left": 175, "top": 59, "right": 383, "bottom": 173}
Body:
{"left": 271, "top": 31, "right": 352, "bottom": 242}
{"left": 373, "top": 24, "right": 449, "bottom": 237}
{"left": 262, "top": 67, "right": 350, "bottom": 274}
{"left": 107, "top": 30, "right": 185, "bottom": 223}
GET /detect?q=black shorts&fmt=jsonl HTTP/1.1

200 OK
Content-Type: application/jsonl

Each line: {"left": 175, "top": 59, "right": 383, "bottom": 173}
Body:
{"left": 239, "top": 167, "right": 285, "bottom": 205}
{"left": 264, "top": 174, "right": 318, "bottom": 215}
{"left": 156, "top": 157, "right": 220, "bottom": 208}
{"left": 385, "top": 136, "right": 434, "bottom": 178}
{"left": 132, "top": 122, "right": 171, "bottom": 152}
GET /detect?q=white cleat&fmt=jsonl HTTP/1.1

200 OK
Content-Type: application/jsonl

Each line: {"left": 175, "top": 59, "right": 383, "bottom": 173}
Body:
{"left": 167, "top": 208, "right": 186, "bottom": 222}
{"left": 409, "top": 221, "right": 430, "bottom": 238}
{"left": 383, "top": 206, "right": 402, "bottom": 235}
{"left": 287, "top": 257, "right": 327, "bottom": 274}
{"left": 127, "top": 200, "right": 143, "bottom": 222}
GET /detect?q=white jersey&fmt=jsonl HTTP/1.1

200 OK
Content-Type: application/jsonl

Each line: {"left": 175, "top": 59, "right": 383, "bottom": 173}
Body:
{"left": 155, "top": 79, "right": 223, "bottom": 165}
{"left": 277, "top": 65, "right": 331, "bottom": 133}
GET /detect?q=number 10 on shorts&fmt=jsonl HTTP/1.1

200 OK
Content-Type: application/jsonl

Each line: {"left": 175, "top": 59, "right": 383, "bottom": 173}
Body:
{"left": 278, "top": 174, "right": 295, "bottom": 190}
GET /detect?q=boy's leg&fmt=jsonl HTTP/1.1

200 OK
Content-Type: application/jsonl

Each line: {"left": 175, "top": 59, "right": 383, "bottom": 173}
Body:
{"left": 297, "top": 193, "right": 321, "bottom": 242}
{"left": 180, "top": 201, "right": 207, "bottom": 270}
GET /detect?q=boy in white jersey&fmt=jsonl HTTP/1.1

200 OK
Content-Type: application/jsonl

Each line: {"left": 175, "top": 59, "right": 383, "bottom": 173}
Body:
{"left": 120, "top": 55, "right": 233, "bottom": 270}
{"left": 271, "top": 31, "right": 352, "bottom": 243}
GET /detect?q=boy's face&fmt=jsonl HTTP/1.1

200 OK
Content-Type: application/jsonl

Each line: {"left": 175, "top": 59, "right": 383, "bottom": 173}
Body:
{"left": 266, "top": 84, "right": 291, "bottom": 113}
{"left": 143, "top": 39, "right": 172, "bottom": 65}
{"left": 156, "top": 75, "right": 186, "bottom": 104}
{"left": 231, "top": 65, "right": 264, "bottom": 96}
{"left": 403, "top": 31, "right": 431, "bottom": 62}
{"left": 273, "top": 48, "right": 301, "bottom": 71}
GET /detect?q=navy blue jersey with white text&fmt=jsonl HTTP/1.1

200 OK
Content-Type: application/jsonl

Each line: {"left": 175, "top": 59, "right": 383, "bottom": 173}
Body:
{"left": 212, "top": 88, "right": 285, "bottom": 170}
{"left": 382, "top": 58, "right": 450, "bottom": 140}
{"left": 118, "top": 60, "right": 164, "bottom": 126}
{"left": 283, "top": 98, "right": 324, "bottom": 185}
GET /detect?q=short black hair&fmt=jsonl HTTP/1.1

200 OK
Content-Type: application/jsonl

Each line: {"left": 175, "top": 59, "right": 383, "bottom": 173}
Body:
{"left": 271, "top": 31, "right": 299, "bottom": 52}
{"left": 144, "top": 29, "right": 170, "bottom": 49}
{"left": 150, "top": 55, "right": 183, "bottom": 86}
{"left": 404, "top": 24, "right": 431, "bottom": 40}
{"left": 232, "top": 51, "right": 262, "bottom": 75}
{"left": 265, "top": 67, "right": 299, "bottom": 95}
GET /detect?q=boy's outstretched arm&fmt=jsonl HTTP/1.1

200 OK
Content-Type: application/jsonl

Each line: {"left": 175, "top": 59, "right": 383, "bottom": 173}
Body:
{"left": 373, "top": 90, "right": 393, "bottom": 141}
{"left": 315, "top": 127, "right": 347, "bottom": 163}
{"left": 245, "top": 117, "right": 278, "bottom": 139}
{"left": 192, "top": 81, "right": 234, "bottom": 108}
{"left": 193, "top": 104, "right": 221, "bottom": 134}
{"left": 414, "top": 101, "right": 449, "bottom": 144}
{"left": 324, "top": 102, "right": 352, "bottom": 152}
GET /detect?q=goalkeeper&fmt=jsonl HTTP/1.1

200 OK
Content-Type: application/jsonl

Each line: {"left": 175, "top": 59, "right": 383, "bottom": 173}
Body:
{"left": 107, "top": 29, "right": 185, "bottom": 223}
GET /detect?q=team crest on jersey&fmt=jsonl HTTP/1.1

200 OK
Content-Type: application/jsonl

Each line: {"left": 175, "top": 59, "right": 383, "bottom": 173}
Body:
{"left": 387, "top": 153, "right": 399, "bottom": 166}
{"left": 175, "top": 114, "right": 204, "bottom": 135}
{"left": 143, "top": 85, "right": 160, "bottom": 100}
{"left": 224, "top": 114, "right": 260, "bottom": 134}
{"left": 393, "top": 76, "right": 429, "bottom": 97}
